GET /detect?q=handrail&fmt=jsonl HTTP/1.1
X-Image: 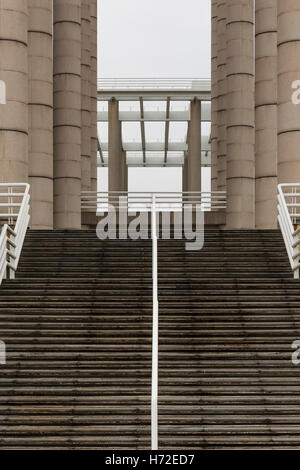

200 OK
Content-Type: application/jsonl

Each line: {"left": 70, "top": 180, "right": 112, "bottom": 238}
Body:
{"left": 91, "top": 191, "right": 224, "bottom": 448}
{"left": 278, "top": 184, "right": 300, "bottom": 279}
{"left": 0, "top": 183, "right": 30, "bottom": 286}
{"left": 151, "top": 195, "right": 159, "bottom": 450}
{"left": 81, "top": 191, "right": 227, "bottom": 213}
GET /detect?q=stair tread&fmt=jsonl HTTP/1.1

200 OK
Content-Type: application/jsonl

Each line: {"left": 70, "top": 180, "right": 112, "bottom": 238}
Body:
{"left": 0, "top": 229, "right": 299, "bottom": 449}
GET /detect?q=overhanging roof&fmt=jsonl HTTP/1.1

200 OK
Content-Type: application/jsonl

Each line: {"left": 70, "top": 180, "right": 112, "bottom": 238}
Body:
{"left": 97, "top": 78, "right": 211, "bottom": 168}
{"left": 98, "top": 78, "right": 211, "bottom": 101}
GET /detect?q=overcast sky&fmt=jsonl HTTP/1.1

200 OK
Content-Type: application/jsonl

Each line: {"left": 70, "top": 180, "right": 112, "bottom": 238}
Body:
{"left": 98, "top": 0, "right": 211, "bottom": 78}
{"left": 97, "top": 0, "right": 211, "bottom": 192}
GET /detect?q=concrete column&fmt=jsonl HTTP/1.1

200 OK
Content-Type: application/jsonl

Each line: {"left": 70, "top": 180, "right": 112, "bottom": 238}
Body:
{"left": 211, "top": 0, "right": 218, "bottom": 192}
{"left": 255, "top": 0, "right": 278, "bottom": 229}
{"left": 182, "top": 152, "right": 188, "bottom": 194}
{"left": 108, "top": 100, "right": 123, "bottom": 201}
{"left": 90, "top": 0, "right": 98, "bottom": 192}
{"left": 277, "top": 1, "right": 300, "bottom": 183}
{"left": 187, "top": 99, "right": 202, "bottom": 193}
{"left": 81, "top": 0, "right": 91, "bottom": 192}
{"left": 226, "top": 0, "right": 255, "bottom": 229}
{"left": 53, "top": 0, "right": 82, "bottom": 229}
{"left": 0, "top": 1, "right": 28, "bottom": 183}
{"left": 217, "top": 0, "right": 227, "bottom": 193}
{"left": 122, "top": 151, "right": 128, "bottom": 193}
{"left": 28, "top": 0, "right": 53, "bottom": 229}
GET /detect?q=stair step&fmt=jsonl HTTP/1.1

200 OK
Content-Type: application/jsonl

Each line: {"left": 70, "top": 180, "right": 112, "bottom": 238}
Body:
{"left": 0, "top": 229, "right": 299, "bottom": 449}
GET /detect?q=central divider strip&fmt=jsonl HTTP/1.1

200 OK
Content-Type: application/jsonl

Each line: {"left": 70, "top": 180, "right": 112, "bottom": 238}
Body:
{"left": 151, "top": 194, "right": 159, "bottom": 450}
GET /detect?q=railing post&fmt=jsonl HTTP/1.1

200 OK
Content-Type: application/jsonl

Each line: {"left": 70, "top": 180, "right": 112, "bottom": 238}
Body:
{"left": 0, "top": 184, "right": 30, "bottom": 286}
{"left": 294, "top": 233, "right": 300, "bottom": 279}
{"left": 151, "top": 194, "right": 158, "bottom": 450}
{"left": 8, "top": 231, "right": 15, "bottom": 280}
{"left": 8, "top": 186, "right": 13, "bottom": 226}
{"left": 5, "top": 230, "right": 10, "bottom": 280}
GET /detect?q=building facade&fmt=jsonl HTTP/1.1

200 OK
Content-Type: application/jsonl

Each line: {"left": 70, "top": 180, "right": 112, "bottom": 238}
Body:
{"left": 1, "top": 1, "right": 300, "bottom": 231}
{"left": 212, "top": 0, "right": 300, "bottom": 229}
{"left": 0, "top": 0, "right": 98, "bottom": 230}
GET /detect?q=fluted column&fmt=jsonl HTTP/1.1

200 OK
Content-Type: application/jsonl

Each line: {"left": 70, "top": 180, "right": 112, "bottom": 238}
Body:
{"left": 81, "top": 0, "right": 91, "bottom": 192}
{"left": 28, "top": 0, "right": 53, "bottom": 229}
{"left": 187, "top": 99, "right": 202, "bottom": 193}
{"left": 90, "top": 0, "right": 98, "bottom": 192}
{"left": 217, "top": 0, "right": 227, "bottom": 192}
{"left": 226, "top": 0, "right": 255, "bottom": 229}
{"left": 277, "top": 0, "right": 300, "bottom": 183}
{"left": 53, "top": 0, "right": 82, "bottom": 229}
{"left": 255, "top": 0, "right": 277, "bottom": 229}
{"left": 0, "top": 0, "right": 28, "bottom": 183}
{"left": 211, "top": 0, "right": 218, "bottom": 192}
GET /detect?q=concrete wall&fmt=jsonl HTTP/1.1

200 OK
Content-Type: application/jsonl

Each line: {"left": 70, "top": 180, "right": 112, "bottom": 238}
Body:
{"left": 0, "top": 0, "right": 28, "bottom": 183}
{"left": 28, "top": 0, "right": 53, "bottom": 229}
{"left": 53, "top": 0, "right": 82, "bottom": 229}
{"left": 255, "top": 0, "right": 278, "bottom": 229}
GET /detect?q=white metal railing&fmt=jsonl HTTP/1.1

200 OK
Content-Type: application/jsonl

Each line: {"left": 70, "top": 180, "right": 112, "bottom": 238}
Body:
{"left": 151, "top": 195, "right": 159, "bottom": 450}
{"left": 278, "top": 184, "right": 300, "bottom": 279}
{"left": 0, "top": 183, "right": 30, "bottom": 286}
{"left": 83, "top": 190, "right": 226, "bottom": 449}
{"left": 81, "top": 191, "right": 227, "bottom": 214}
{"left": 98, "top": 78, "right": 211, "bottom": 91}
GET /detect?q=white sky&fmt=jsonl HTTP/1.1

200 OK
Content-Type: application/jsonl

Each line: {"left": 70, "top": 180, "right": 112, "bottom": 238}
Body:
{"left": 98, "top": 0, "right": 211, "bottom": 78}
{"left": 97, "top": 0, "right": 211, "bottom": 192}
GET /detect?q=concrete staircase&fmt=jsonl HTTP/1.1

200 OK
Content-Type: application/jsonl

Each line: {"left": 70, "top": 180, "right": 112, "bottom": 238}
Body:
{"left": 0, "top": 229, "right": 300, "bottom": 449}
